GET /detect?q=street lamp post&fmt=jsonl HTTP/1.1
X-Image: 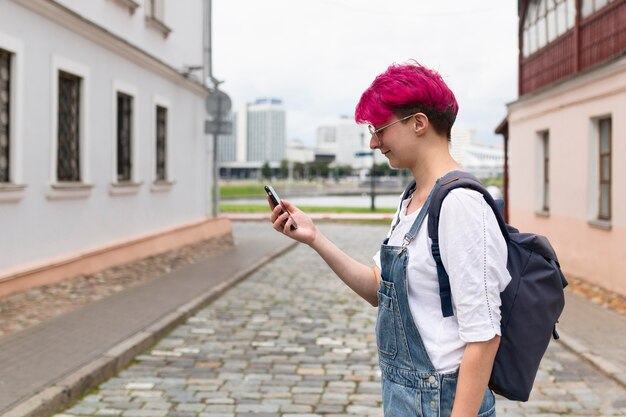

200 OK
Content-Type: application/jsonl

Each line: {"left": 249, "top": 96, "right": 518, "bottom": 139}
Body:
{"left": 358, "top": 132, "right": 376, "bottom": 212}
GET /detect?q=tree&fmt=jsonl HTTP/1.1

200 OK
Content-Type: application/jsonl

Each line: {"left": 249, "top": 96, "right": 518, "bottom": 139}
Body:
{"left": 261, "top": 161, "right": 272, "bottom": 179}
{"left": 279, "top": 159, "right": 289, "bottom": 179}
{"left": 293, "top": 162, "right": 304, "bottom": 179}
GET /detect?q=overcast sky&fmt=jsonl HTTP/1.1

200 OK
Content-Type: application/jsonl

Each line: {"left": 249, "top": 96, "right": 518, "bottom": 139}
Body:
{"left": 213, "top": 0, "right": 519, "bottom": 147}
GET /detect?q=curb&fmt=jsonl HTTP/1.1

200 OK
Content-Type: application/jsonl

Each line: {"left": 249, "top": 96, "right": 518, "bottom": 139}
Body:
{"left": 0, "top": 241, "right": 299, "bottom": 417}
{"left": 557, "top": 329, "right": 626, "bottom": 389}
{"left": 224, "top": 213, "right": 395, "bottom": 221}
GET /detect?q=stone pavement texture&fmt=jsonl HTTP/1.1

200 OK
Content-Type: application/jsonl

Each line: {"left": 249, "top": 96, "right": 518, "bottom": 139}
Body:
{"left": 0, "top": 225, "right": 295, "bottom": 417}
{"left": 1, "top": 221, "right": 625, "bottom": 417}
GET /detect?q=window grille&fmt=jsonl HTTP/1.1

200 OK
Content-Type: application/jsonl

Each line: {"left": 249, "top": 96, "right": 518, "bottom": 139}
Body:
{"left": 598, "top": 118, "right": 611, "bottom": 220}
{"left": 156, "top": 105, "right": 167, "bottom": 181}
{"left": 0, "top": 49, "right": 10, "bottom": 183}
{"left": 117, "top": 92, "right": 133, "bottom": 182}
{"left": 57, "top": 71, "right": 81, "bottom": 182}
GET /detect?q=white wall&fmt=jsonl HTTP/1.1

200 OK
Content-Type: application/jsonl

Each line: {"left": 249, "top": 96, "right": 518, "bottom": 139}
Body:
{"left": 0, "top": 2, "right": 208, "bottom": 271}
{"left": 51, "top": 0, "right": 204, "bottom": 73}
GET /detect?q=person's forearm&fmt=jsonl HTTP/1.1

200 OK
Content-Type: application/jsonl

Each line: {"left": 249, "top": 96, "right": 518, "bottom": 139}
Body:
{"left": 309, "top": 231, "right": 379, "bottom": 306}
{"left": 451, "top": 336, "right": 500, "bottom": 417}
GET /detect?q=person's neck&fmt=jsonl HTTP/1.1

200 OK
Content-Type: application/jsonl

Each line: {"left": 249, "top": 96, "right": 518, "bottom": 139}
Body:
{"left": 409, "top": 140, "right": 462, "bottom": 198}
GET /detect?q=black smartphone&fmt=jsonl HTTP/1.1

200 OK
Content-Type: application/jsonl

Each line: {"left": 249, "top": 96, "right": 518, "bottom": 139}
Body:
{"left": 264, "top": 185, "right": 297, "bottom": 231}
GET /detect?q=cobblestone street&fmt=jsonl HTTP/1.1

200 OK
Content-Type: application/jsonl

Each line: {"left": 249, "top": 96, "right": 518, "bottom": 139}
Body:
{"left": 54, "top": 223, "right": 625, "bottom": 417}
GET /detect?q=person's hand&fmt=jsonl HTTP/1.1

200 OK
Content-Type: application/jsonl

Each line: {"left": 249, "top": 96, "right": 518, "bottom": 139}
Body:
{"left": 269, "top": 198, "right": 317, "bottom": 245}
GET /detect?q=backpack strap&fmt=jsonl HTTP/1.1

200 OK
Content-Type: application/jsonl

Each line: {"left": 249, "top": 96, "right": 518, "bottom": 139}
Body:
{"left": 427, "top": 171, "right": 510, "bottom": 317}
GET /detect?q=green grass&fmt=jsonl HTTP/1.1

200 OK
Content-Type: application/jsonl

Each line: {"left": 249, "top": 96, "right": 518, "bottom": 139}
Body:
{"left": 219, "top": 182, "right": 318, "bottom": 199}
{"left": 220, "top": 184, "right": 267, "bottom": 199}
{"left": 220, "top": 204, "right": 396, "bottom": 214}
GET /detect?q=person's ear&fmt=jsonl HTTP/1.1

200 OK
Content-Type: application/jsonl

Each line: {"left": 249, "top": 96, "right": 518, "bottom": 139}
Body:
{"left": 413, "top": 113, "right": 429, "bottom": 136}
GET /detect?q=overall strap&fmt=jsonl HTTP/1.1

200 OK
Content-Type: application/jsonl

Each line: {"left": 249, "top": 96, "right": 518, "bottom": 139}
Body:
{"left": 387, "top": 179, "right": 436, "bottom": 248}
{"left": 387, "top": 180, "right": 416, "bottom": 239}
{"left": 427, "top": 171, "right": 510, "bottom": 317}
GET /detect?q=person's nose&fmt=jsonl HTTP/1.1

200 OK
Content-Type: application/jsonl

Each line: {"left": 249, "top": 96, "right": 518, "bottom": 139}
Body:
{"left": 369, "top": 133, "right": 380, "bottom": 150}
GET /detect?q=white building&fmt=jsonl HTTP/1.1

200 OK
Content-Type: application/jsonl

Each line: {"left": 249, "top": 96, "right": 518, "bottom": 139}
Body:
{"left": 285, "top": 139, "right": 315, "bottom": 163}
{"left": 246, "top": 97, "right": 286, "bottom": 163}
{"left": 315, "top": 116, "right": 370, "bottom": 168}
{"left": 0, "top": 0, "right": 230, "bottom": 297}
{"left": 450, "top": 128, "right": 504, "bottom": 179}
{"left": 217, "top": 99, "right": 286, "bottom": 178}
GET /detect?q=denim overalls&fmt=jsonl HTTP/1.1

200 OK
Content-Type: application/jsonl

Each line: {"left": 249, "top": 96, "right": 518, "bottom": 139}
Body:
{"left": 376, "top": 186, "right": 496, "bottom": 417}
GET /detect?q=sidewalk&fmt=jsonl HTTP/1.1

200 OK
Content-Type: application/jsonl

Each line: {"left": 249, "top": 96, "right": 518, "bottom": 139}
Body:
{"left": 558, "top": 291, "right": 626, "bottom": 387}
{"left": 0, "top": 220, "right": 624, "bottom": 417}
{"left": 0, "top": 222, "right": 296, "bottom": 417}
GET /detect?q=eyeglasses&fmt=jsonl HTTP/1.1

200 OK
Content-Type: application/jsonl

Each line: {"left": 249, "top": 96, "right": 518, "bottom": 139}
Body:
{"left": 368, "top": 112, "right": 419, "bottom": 140}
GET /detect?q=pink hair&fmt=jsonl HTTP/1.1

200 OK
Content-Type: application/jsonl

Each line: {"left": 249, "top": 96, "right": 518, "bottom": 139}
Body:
{"left": 355, "top": 62, "right": 459, "bottom": 127}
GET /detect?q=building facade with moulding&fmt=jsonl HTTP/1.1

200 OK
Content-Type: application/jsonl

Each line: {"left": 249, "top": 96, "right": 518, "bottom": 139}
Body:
{"left": 0, "top": 0, "right": 229, "bottom": 297}
{"left": 497, "top": 0, "right": 625, "bottom": 296}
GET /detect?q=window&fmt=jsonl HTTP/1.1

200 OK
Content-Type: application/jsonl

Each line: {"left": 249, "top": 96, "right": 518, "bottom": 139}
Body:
{"left": 582, "top": 0, "right": 615, "bottom": 18}
{"left": 523, "top": 0, "right": 576, "bottom": 57}
{"left": 145, "top": 0, "right": 165, "bottom": 21}
{"left": 155, "top": 105, "right": 167, "bottom": 182}
{"left": 144, "top": 0, "right": 171, "bottom": 37}
{"left": 57, "top": 71, "right": 81, "bottom": 182}
{"left": 0, "top": 49, "right": 10, "bottom": 183}
{"left": 536, "top": 131, "right": 550, "bottom": 214}
{"left": 542, "top": 132, "right": 550, "bottom": 213}
{"left": 116, "top": 92, "right": 133, "bottom": 182}
{"left": 598, "top": 118, "right": 611, "bottom": 221}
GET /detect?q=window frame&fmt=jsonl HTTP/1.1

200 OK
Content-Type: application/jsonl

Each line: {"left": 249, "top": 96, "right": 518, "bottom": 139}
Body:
{"left": 57, "top": 70, "right": 82, "bottom": 183}
{"left": 597, "top": 117, "right": 611, "bottom": 221}
{"left": 535, "top": 129, "right": 551, "bottom": 216}
{"left": 144, "top": 0, "right": 171, "bottom": 37}
{"left": 151, "top": 94, "right": 174, "bottom": 192}
{"left": 542, "top": 131, "right": 550, "bottom": 213}
{"left": 0, "top": 48, "right": 12, "bottom": 184}
{"left": 116, "top": 91, "right": 133, "bottom": 183}
{"left": 49, "top": 55, "right": 92, "bottom": 199}
{"left": 155, "top": 104, "right": 167, "bottom": 182}
{"left": 111, "top": 79, "right": 140, "bottom": 194}
{"left": 0, "top": 32, "right": 25, "bottom": 200}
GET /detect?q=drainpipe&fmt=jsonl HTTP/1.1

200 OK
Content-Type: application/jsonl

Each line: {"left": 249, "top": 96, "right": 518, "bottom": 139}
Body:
{"left": 203, "top": 0, "right": 220, "bottom": 217}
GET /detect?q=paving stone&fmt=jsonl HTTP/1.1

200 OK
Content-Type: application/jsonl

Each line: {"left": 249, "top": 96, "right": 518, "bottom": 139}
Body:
{"left": 50, "top": 224, "right": 626, "bottom": 417}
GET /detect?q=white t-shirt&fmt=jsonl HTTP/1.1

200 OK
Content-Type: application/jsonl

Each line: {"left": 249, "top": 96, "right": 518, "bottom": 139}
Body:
{"left": 373, "top": 188, "right": 511, "bottom": 373}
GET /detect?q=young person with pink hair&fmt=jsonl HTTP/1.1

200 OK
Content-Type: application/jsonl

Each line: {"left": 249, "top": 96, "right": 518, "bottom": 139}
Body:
{"left": 269, "top": 61, "right": 510, "bottom": 417}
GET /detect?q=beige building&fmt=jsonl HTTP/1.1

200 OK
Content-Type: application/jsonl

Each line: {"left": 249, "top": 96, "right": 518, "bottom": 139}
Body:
{"left": 500, "top": 0, "right": 625, "bottom": 296}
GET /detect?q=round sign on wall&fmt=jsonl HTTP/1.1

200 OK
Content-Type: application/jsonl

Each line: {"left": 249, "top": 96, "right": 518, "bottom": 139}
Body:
{"left": 205, "top": 89, "right": 232, "bottom": 117}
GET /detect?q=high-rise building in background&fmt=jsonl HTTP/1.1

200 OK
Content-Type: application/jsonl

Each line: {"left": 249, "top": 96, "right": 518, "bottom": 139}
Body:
{"left": 217, "top": 112, "right": 236, "bottom": 163}
{"left": 246, "top": 98, "right": 286, "bottom": 163}
{"left": 217, "top": 98, "right": 287, "bottom": 177}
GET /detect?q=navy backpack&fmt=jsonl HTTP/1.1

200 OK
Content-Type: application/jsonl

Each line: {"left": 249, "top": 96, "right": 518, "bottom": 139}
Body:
{"left": 403, "top": 171, "right": 567, "bottom": 401}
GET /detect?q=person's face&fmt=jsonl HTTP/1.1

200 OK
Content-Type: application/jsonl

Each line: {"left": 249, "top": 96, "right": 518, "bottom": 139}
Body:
{"left": 369, "top": 113, "right": 421, "bottom": 169}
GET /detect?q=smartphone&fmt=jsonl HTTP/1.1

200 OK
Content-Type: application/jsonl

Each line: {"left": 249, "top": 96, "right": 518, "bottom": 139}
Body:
{"left": 264, "top": 185, "right": 297, "bottom": 231}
